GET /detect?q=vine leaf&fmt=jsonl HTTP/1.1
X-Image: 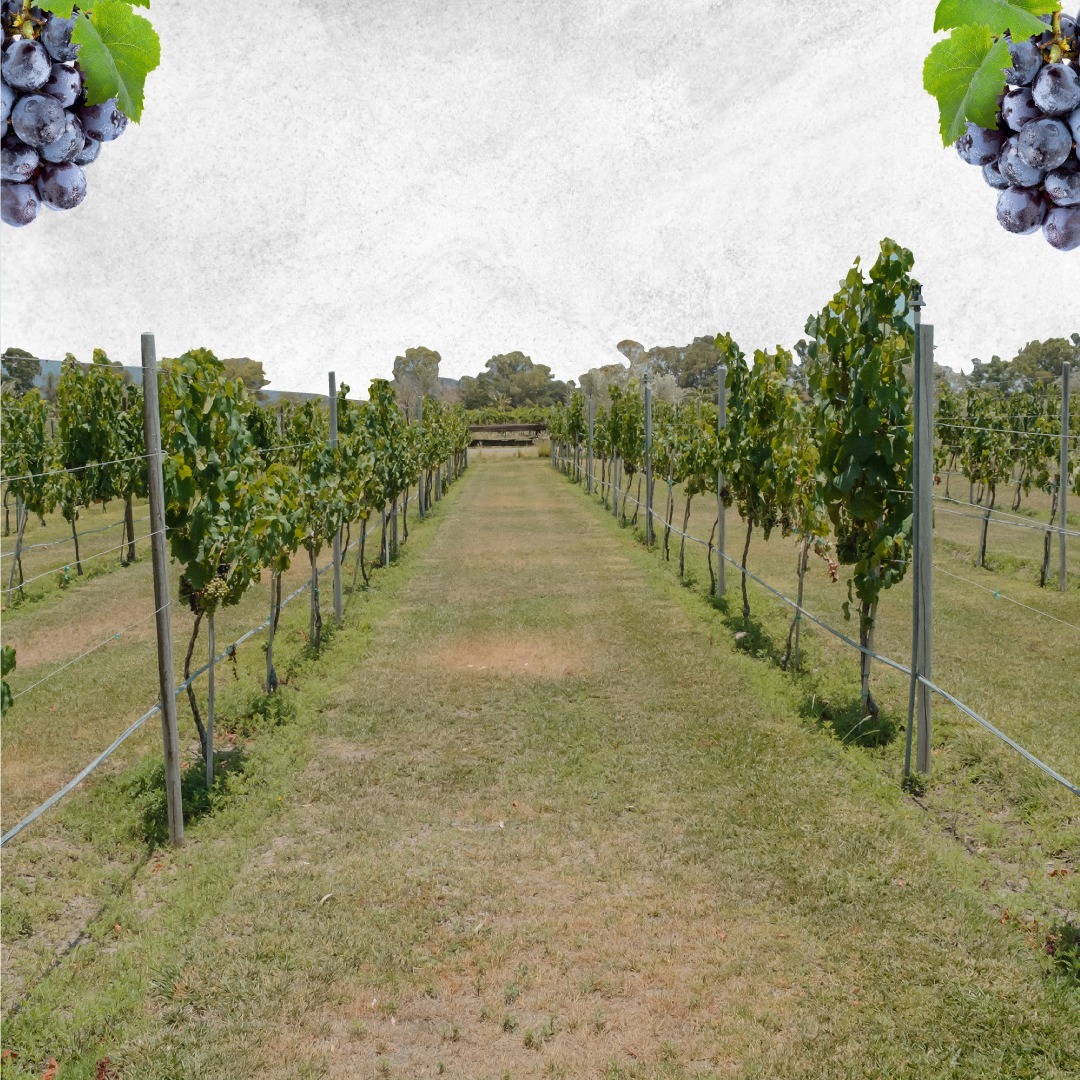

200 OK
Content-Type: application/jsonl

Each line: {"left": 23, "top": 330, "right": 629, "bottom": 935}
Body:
{"left": 71, "top": 0, "right": 160, "bottom": 122}
{"left": 923, "top": 24, "right": 1012, "bottom": 144}
{"left": 933, "top": 0, "right": 1057, "bottom": 38}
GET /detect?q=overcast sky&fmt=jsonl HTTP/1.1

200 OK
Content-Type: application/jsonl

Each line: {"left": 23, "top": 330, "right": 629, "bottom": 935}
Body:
{"left": 2, "top": 0, "right": 1078, "bottom": 395}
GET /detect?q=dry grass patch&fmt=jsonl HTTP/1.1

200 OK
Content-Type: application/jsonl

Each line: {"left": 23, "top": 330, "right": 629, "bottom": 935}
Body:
{"left": 423, "top": 633, "right": 592, "bottom": 680}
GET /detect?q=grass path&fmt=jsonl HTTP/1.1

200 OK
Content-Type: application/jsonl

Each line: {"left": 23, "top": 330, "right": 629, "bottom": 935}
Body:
{"left": 3, "top": 457, "right": 1077, "bottom": 1079}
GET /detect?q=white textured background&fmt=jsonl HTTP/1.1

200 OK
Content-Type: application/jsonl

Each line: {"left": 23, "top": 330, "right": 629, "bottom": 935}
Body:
{"left": 1, "top": 0, "right": 1078, "bottom": 393}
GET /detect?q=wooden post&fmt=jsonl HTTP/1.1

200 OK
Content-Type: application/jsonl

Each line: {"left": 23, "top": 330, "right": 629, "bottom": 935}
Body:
{"left": 329, "top": 372, "right": 343, "bottom": 625}
{"left": 905, "top": 307, "right": 934, "bottom": 781}
{"left": 644, "top": 376, "right": 654, "bottom": 545}
{"left": 715, "top": 364, "right": 727, "bottom": 598}
{"left": 140, "top": 332, "right": 184, "bottom": 845}
{"left": 586, "top": 395, "right": 594, "bottom": 495}
{"left": 1060, "top": 362, "right": 1070, "bottom": 593}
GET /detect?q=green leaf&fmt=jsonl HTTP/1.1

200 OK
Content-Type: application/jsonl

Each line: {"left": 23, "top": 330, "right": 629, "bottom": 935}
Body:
{"left": 36, "top": 0, "right": 81, "bottom": 16}
{"left": 72, "top": 0, "right": 160, "bottom": 123}
{"left": 933, "top": 0, "right": 1057, "bottom": 38}
{"left": 923, "top": 24, "right": 1012, "bottom": 145}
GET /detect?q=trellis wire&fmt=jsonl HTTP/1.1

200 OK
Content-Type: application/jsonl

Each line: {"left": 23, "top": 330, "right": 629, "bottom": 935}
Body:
{"left": 933, "top": 564, "right": 1080, "bottom": 633}
{"left": 580, "top": 464, "right": 1078, "bottom": 800}
{"left": 1, "top": 514, "right": 151, "bottom": 559}
{"left": 1, "top": 575, "right": 323, "bottom": 846}
{"left": 11, "top": 604, "right": 167, "bottom": 701}
{"left": 7, "top": 527, "right": 165, "bottom": 591}
{"left": 0, "top": 451, "right": 153, "bottom": 486}
{"left": 933, "top": 504, "right": 1080, "bottom": 538}
{"left": 0, "top": 517, "right": 393, "bottom": 847}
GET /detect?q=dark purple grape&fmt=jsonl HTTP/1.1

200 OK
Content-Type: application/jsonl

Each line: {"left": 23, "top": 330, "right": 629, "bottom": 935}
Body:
{"left": 1, "top": 79, "right": 13, "bottom": 125}
{"left": 40, "top": 115, "right": 82, "bottom": 163}
{"left": 39, "top": 11, "right": 78, "bottom": 63}
{"left": 1069, "top": 106, "right": 1080, "bottom": 144}
{"left": 1004, "top": 36, "right": 1043, "bottom": 86}
{"left": 77, "top": 97, "right": 127, "bottom": 141}
{"left": 998, "top": 136, "right": 1045, "bottom": 186}
{"left": 956, "top": 121, "right": 1006, "bottom": 165}
{"left": 2, "top": 39, "right": 51, "bottom": 92}
{"left": 40, "top": 62, "right": 80, "bottom": 108}
{"left": 982, "top": 158, "right": 1010, "bottom": 189}
{"left": 1, "top": 179, "right": 39, "bottom": 225}
{"left": 10, "top": 92, "right": 64, "bottom": 148}
{"left": 1046, "top": 157, "right": 1080, "bottom": 206}
{"left": 1017, "top": 117, "right": 1074, "bottom": 170}
{"left": 1001, "top": 88, "right": 1042, "bottom": 132}
{"left": 1043, "top": 205, "right": 1080, "bottom": 249}
{"left": 35, "top": 160, "right": 85, "bottom": 209}
{"left": 72, "top": 132, "right": 98, "bottom": 166}
{"left": 1032, "top": 62, "right": 1080, "bottom": 116}
{"left": 997, "top": 186, "right": 1047, "bottom": 233}
{"left": 1, "top": 134, "right": 37, "bottom": 180}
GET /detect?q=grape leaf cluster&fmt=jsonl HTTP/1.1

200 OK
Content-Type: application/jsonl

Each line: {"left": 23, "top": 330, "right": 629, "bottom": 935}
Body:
{"left": 1, "top": 0, "right": 159, "bottom": 227}
{"left": 953, "top": 11, "right": 1080, "bottom": 250}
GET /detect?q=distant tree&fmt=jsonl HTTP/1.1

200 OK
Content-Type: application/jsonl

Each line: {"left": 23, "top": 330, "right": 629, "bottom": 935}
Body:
{"left": 1, "top": 348, "right": 40, "bottom": 397}
{"left": 392, "top": 346, "right": 441, "bottom": 413}
{"left": 1010, "top": 338, "right": 1079, "bottom": 385}
{"left": 222, "top": 358, "right": 271, "bottom": 397}
{"left": 459, "top": 352, "right": 570, "bottom": 408}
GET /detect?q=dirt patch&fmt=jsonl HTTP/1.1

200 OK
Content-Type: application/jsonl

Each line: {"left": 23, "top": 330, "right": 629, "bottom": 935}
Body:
{"left": 10, "top": 606, "right": 157, "bottom": 670}
{"left": 424, "top": 634, "right": 591, "bottom": 680}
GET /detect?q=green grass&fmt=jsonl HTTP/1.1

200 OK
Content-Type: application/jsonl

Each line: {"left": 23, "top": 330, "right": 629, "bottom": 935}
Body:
{"left": 1, "top": 458, "right": 1077, "bottom": 1078}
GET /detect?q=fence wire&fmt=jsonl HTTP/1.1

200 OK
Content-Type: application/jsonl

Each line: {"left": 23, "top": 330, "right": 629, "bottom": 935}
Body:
{"left": 572, "top": 461, "right": 1078, "bottom": 800}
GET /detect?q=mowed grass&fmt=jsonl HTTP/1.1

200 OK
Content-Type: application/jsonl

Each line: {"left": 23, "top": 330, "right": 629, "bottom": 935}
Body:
{"left": 1, "top": 456, "right": 1077, "bottom": 1079}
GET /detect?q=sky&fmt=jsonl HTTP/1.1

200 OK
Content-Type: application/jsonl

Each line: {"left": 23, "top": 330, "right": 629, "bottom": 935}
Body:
{"left": 1, "top": 0, "right": 1078, "bottom": 395}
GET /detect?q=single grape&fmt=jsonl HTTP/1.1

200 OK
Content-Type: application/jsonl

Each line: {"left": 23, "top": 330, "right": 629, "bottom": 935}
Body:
{"left": 1032, "top": 62, "right": 1080, "bottom": 116}
{"left": 982, "top": 158, "right": 1010, "bottom": 189}
{"left": 77, "top": 98, "right": 127, "bottom": 141}
{"left": 39, "top": 11, "right": 78, "bottom": 63}
{"left": 10, "top": 92, "right": 64, "bottom": 148}
{"left": 1017, "top": 117, "right": 1074, "bottom": 170}
{"left": 40, "top": 62, "right": 80, "bottom": 108}
{"left": 1, "top": 179, "right": 39, "bottom": 225}
{"left": 1, "top": 78, "right": 13, "bottom": 125}
{"left": 997, "top": 186, "right": 1047, "bottom": 233}
{"left": 40, "top": 114, "right": 83, "bottom": 163}
{"left": 2, "top": 38, "right": 52, "bottom": 91}
{"left": 1043, "top": 205, "right": 1080, "bottom": 249}
{"left": 1045, "top": 157, "right": 1080, "bottom": 206}
{"left": 1000, "top": 88, "right": 1042, "bottom": 132}
{"left": 955, "top": 121, "right": 1005, "bottom": 166}
{"left": 998, "top": 136, "right": 1046, "bottom": 186}
{"left": 72, "top": 131, "right": 99, "bottom": 166}
{"left": 1, "top": 134, "right": 38, "bottom": 181}
{"left": 35, "top": 159, "right": 85, "bottom": 209}
{"left": 1004, "top": 36, "right": 1043, "bottom": 86}
{"left": 1069, "top": 106, "right": 1080, "bottom": 144}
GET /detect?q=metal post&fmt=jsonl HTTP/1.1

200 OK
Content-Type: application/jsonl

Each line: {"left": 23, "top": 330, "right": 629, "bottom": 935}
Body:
{"left": 140, "top": 332, "right": 184, "bottom": 846}
{"left": 644, "top": 376, "right": 654, "bottom": 545}
{"left": 329, "top": 372, "right": 343, "bottom": 625}
{"left": 905, "top": 307, "right": 934, "bottom": 781}
{"left": 586, "top": 395, "right": 594, "bottom": 495}
{"left": 1060, "top": 362, "right": 1070, "bottom": 593}
{"left": 206, "top": 613, "right": 215, "bottom": 788}
{"left": 715, "top": 364, "right": 728, "bottom": 598}
{"left": 417, "top": 397, "right": 425, "bottom": 519}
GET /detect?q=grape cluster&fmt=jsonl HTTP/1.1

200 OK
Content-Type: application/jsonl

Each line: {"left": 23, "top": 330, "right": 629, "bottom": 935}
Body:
{"left": 956, "top": 12, "right": 1080, "bottom": 251}
{"left": 1, "top": 0, "right": 128, "bottom": 227}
